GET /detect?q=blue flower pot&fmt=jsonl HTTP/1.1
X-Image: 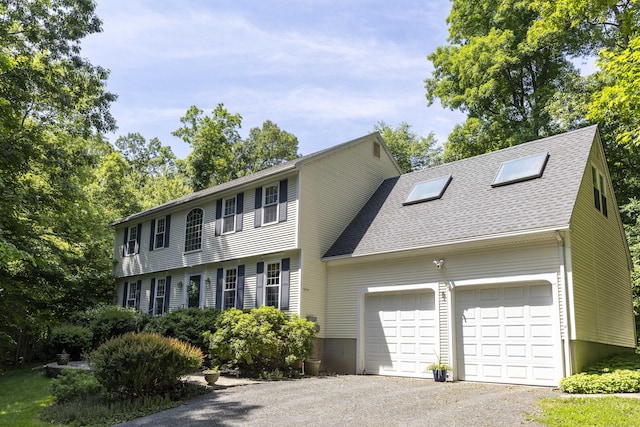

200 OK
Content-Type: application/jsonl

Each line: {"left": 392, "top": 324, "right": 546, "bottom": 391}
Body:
{"left": 432, "top": 369, "right": 447, "bottom": 382}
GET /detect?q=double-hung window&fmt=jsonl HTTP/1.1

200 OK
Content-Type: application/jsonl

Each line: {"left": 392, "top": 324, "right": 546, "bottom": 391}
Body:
{"left": 184, "top": 208, "right": 203, "bottom": 252}
{"left": 224, "top": 268, "right": 237, "bottom": 309}
{"left": 154, "top": 278, "right": 166, "bottom": 315}
{"left": 592, "top": 166, "right": 608, "bottom": 217}
{"left": 126, "top": 225, "right": 138, "bottom": 255}
{"left": 265, "top": 262, "right": 281, "bottom": 308}
{"left": 127, "top": 284, "right": 137, "bottom": 308}
{"left": 263, "top": 184, "right": 279, "bottom": 224}
{"left": 223, "top": 196, "right": 236, "bottom": 234}
{"left": 154, "top": 218, "right": 166, "bottom": 249}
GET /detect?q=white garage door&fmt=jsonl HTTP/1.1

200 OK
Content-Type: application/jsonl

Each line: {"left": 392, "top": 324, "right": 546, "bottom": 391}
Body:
{"left": 364, "top": 291, "right": 436, "bottom": 377}
{"left": 456, "top": 283, "right": 561, "bottom": 386}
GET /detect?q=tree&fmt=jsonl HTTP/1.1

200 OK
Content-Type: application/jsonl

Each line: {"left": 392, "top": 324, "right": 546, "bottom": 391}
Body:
{"left": 173, "top": 104, "right": 243, "bottom": 191}
{"left": 237, "top": 120, "right": 299, "bottom": 176}
{"left": 173, "top": 104, "right": 299, "bottom": 191}
{"left": 425, "top": 0, "right": 580, "bottom": 159}
{"left": 0, "top": 0, "right": 116, "bottom": 364}
{"left": 373, "top": 121, "right": 441, "bottom": 172}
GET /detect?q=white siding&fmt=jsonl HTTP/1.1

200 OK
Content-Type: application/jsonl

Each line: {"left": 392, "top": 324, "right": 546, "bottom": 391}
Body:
{"left": 113, "top": 175, "right": 298, "bottom": 278}
{"left": 298, "top": 136, "right": 400, "bottom": 335}
{"left": 326, "top": 241, "right": 560, "bottom": 366}
{"left": 568, "top": 142, "right": 635, "bottom": 347}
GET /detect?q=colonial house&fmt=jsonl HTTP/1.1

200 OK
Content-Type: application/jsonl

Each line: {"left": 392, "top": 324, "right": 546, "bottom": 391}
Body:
{"left": 111, "top": 125, "right": 636, "bottom": 386}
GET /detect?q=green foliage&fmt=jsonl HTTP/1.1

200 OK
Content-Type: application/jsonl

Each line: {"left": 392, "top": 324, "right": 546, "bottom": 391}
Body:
{"left": 50, "top": 370, "right": 102, "bottom": 403}
{"left": 534, "top": 397, "right": 640, "bottom": 427}
{"left": 90, "top": 332, "right": 203, "bottom": 398}
{"left": 205, "top": 306, "right": 315, "bottom": 377}
{"left": 88, "top": 306, "right": 143, "bottom": 348}
{"left": 143, "top": 307, "right": 220, "bottom": 354}
{"left": 373, "top": 121, "right": 441, "bottom": 172}
{"left": 48, "top": 324, "right": 92, "bottom": 361}
{"left": 560, "top": 353, "right": 640, "bottom": 394}
{"left": 173, "top": 104, "right": 299, "bottom": 191}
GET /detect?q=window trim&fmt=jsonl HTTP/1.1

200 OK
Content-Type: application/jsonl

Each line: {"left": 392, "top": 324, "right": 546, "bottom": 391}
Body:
{"left": 222, "top": 196, "right": 237, "bottom": 234}
{"left": 125, "top": 224, "right": 141, "bottom": 256}
{"left": 184, "top": 208, "right": 204, "bottom": 253}
{"left": 154, "top": 278, "right": 167, "bottom": 315}
{"left": 592, "top": 164, "right": 608, "bottom": 218}
{"left": 262, "top": 183, "right": 280, "bottom": 225}
{"left": 126, "top": 282, "right": 137, "bottom": 308}
{"left": 153, "top": 217, "right": 166, "bottom": 250}
{"left": 403, "top": 175, "right": 452, "bottom": 205}
{"left": 264, "top": 260, "right": 281, "bottom": 309}
{"left": 223, "top": 267, "right": 238, "bottom": 310}
{"left": 492, "top": 152, "right": 549, "bottom": 187}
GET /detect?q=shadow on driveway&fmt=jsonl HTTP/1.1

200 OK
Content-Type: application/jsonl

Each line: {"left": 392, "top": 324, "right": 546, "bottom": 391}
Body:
{"left": 116, "top": 375, "right": 559, "bottom": 427}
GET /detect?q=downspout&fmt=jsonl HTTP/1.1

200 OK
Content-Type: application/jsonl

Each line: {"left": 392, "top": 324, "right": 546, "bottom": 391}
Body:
{"left": 555, "top": 231, "right": 573, "bottom": 377}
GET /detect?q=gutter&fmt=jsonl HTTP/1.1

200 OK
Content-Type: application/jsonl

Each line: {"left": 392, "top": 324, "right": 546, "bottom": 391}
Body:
{"left": 555, "top": 230, "right": 573, "bottom": 377}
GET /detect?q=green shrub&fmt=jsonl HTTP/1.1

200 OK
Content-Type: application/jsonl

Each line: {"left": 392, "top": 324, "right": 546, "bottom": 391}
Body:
{"left": 144, "top": 307, "right": 219, "bottom": 354}
{"left": 560, "top": 353, "right": 640, "bottom": 393}
{"left": 90, "top": 332, "right": 203, "bottom": 398}
{"left": 204, "top": 306, "right": 315, "bottom": 377}
{"left": 51, "top": 369, "right": 103, "bottom": 402}
{"left": 49, "top": 324, "right": 93, "bottom": 361}
{"left": 89, "top": 306, "right": 141, "bottom": 348}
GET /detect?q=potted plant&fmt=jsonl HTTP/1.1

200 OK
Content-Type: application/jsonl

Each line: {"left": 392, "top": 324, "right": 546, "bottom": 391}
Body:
{"left": 427, "top": 354, "right": 450, "bottom": 382}
{"left": 203, "top": 366, "right": 220, "bottom": 385}
{"left": 56, "top": 349, "right": 70, "bottom": 365}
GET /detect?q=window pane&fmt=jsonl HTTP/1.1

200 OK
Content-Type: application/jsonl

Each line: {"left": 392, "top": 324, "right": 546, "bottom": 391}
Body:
{"left": 404, "top": 175, "right": 452, "bottom": 204}
{"left": 187, "top": 276, "right": 200, "bottom": 308}
{"left": 265, "top": 287, "right": 279, "bottom": 307}
{"left": 223, "top": 216, "right": 235, "bottom": 233}
{"left": 184, "top": 209, "right": 203, "bottom": 251}
{"left": 493, "top": 152, "right": 549, "bottom": 186}
{"left": 265, "top": 185, "right": 278, "bottom": 205}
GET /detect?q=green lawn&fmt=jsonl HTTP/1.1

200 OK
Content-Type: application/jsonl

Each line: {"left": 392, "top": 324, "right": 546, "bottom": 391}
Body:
{"left": 0, "top": 366, "right": 60, "bottom": 427}
{"left": 534, "top": 396, "right": 640, "bottom": 426}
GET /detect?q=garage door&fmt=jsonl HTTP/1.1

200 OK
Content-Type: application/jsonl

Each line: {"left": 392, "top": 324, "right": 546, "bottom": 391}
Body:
{"left": 455, "top": 283, "right": 561, "bottom": 386}
{"left": 364, "top": 291, "right": 436, "bottom": 377}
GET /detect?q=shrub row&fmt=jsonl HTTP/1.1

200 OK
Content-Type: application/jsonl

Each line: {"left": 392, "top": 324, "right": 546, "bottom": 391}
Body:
{"left": 205, "top": 306, "right": 315, "bottom": 377}
{"left": 560, "top": 353, "right": 640, "bottom": 393}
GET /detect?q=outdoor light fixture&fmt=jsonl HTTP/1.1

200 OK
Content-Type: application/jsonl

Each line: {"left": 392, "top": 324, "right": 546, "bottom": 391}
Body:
{"left": 433, "top": 259, "right": 445, "bottom": 269}
{"left": 205, "top": 277, "right": 211, "bottom": 288}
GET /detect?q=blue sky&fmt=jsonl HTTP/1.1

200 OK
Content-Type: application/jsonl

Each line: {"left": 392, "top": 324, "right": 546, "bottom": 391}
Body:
{"left": 81, "top": 0, "right": 464, "bottom": 159}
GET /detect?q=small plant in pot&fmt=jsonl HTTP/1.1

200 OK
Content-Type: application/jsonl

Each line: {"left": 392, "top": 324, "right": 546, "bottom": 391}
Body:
{"left": 56, "top": 349, "right": 70, "bottom": 365}
{"left": 203, "top": 366, "right": 220, "bottom": 385}
{"left": 427, "top": 354, "right": 451, "bottom": 382}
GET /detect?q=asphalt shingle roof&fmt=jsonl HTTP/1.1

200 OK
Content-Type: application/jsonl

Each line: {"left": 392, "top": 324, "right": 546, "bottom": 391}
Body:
{"left": 324, "top": 125, "right": 598, "bottom": 258}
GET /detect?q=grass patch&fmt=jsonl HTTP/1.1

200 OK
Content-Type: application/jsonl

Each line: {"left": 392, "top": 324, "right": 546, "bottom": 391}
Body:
{"left": 534, "top": 397, "right": 640, "bottom": 426}
{"left": 0, "top": 366, "right": 60, "bottom": 427}
{"left": 40, "top": 382, "right": 209, "bottom": 426}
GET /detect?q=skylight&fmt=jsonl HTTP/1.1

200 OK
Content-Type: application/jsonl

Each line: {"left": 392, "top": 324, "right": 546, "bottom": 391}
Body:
{"left": 492, "top": 152, "right": 549, "bottom": 187}
{"left": 404, "top": 175, "right": 452, "bottom": 205}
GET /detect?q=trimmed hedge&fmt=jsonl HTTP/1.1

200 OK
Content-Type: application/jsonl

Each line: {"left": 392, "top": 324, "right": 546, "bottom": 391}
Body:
{"left": 90, "top": 332, "right": 203, "bottom": 398}
{"left": 49, "top": 324, "right": 93, "bottom": 361}
{"left": 144, "top": 307, "right": 219, "bottom": 354}
{"left": 560, "top": 353, "right": 640, "bottom": 393}
{"left": 205, "top": 306, "right": 315, "bottom": 377}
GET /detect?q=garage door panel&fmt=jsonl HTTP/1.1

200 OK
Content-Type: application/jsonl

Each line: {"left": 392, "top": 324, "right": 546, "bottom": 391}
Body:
{"left": 456, "top": 283, "right": 560, "bottom": 386}
{"left": 364, "top": 290, "right": 436, "bottom": 378}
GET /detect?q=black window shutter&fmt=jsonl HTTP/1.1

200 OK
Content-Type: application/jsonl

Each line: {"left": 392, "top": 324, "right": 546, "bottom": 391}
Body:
{"left": 236, "top": 265, "right": 245, "bottom": 309}
{"left": 149, "top": 219, "right": 156, "bottom": 251}
{"left": 216, "top": 268, "right": 224, "bottom": 310}
{"left": 122, "top": 282, "right": 128, "bottom": 307}
{"left": 122, "top": 228, "right": 129, "bottom": 256}
{"left": 164, "top": 215, "right": 171, "bottom": 247}
{"left": 215, "top": 199, "right": 223, "bottom": 236}
{"left": 149, "top": 278, "right": 156, "bottom": 314}
{"left": 254, "top": 188, "right": 263, "bottom": 227}
{"left": 164, "top": 276, "right": 171, "bottom": 313}
{"left": 135, "top": 280, "right": 142, "bottom": 310}
{"left": 280, "top": 258, "right": 290, "bottom": 310}
{"left": 256, "top": 262, "right": 264, "bottom": 306}
{"left": 236, "top": 192, "right": 244, "bottom": 232}
{"left": 279, "top": 179, "right": 288, "bottom": 222}
{"left": 135, "top": 224, "right": 142, "bottom": 254}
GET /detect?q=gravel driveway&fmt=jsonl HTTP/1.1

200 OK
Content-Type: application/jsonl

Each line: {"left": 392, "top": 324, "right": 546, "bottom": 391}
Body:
{"left": 116, "top": 375, "right": 558, "bottom": 427}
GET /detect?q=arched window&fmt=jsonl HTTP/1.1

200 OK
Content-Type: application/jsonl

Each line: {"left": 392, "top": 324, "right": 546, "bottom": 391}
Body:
{"left": 184, "top": 208, "right": 203, "bottom": 252}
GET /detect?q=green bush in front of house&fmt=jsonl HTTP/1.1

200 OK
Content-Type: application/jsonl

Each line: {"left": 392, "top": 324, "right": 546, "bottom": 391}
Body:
{"left": 88, "top": 305, "right": 144, "bottom": 348}
{"left": 204, "top": 306, "right": 315, "bottom": 377}
{"left": 51, "top": 369, "right": 103, "bottom": 403}
{"left": 49, "top": 324, "right": 93, "bottom": 361}
{"left": 90, "top": 332, "right": 203, "bottom": 398}
{"left": 560, "top": 353, "right": 640, "bottom": 393}
{"left": 144, "top": 307, "right": 220, "bottom": 355}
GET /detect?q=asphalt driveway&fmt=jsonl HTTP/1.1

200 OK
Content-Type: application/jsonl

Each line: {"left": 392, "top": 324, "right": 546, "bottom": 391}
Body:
{"left": 116, "top": 375, "right": 558, "bottom": 427}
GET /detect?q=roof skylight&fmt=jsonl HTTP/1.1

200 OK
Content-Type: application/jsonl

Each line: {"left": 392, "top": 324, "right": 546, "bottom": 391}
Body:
{"left": 492, "top": 152, "right": 549, "bottom": 187}
{"left": 404, "top": 175, "right": 452, "bottom": 205}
